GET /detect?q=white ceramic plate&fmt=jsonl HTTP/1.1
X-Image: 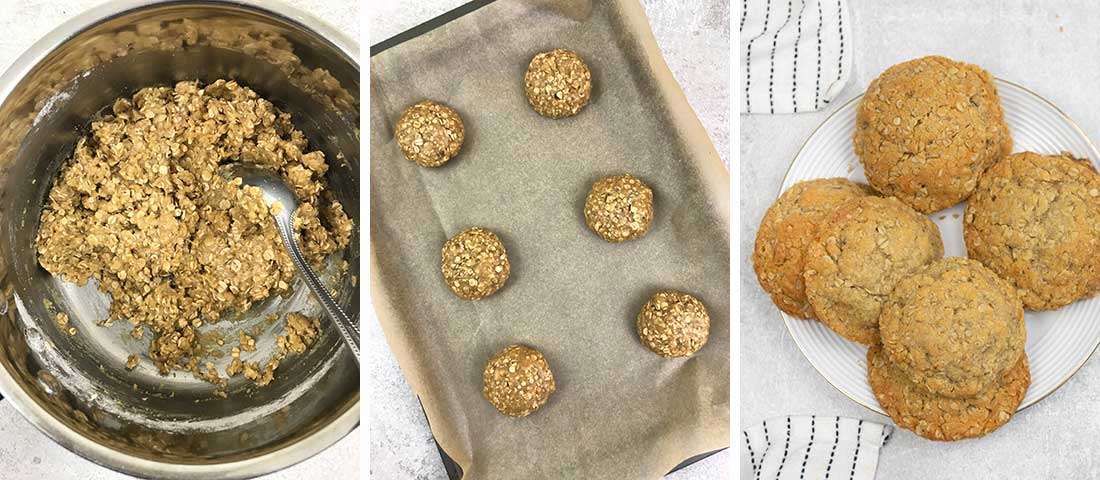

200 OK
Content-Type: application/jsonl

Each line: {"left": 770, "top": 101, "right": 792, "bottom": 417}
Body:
{"left": 781, "top": 79, "right": 1100, "bottom": 414}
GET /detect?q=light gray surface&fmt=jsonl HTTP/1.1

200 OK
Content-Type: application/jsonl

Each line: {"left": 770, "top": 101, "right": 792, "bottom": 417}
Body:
{"left": 0, "top": 0, "right": 360, "bottom": 479}
{"left": 368, "top": 0, "right": 730, "bottom": 478}
{"left": 741, "top": 0, "right": 1100, "bottom": 478}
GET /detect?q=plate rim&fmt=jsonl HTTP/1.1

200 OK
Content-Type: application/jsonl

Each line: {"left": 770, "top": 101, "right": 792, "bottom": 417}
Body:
{"left": 777, "top": 77, "right": 1100, "bottom": 415}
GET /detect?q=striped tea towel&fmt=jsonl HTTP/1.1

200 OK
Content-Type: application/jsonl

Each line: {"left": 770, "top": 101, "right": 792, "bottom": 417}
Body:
{"left": 742, "top": 416, "right": 892, "bottom": 480}
{"left": 740, "top": 0, "right": 853, "bottom": 114}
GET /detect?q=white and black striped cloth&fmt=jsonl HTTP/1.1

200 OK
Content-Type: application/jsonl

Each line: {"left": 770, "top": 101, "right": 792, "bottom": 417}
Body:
{"left": 742, "top": 416, "right": 892, "bottom": 480}
{"left": 739, "top": 0, "right": 853, "bottom": 114}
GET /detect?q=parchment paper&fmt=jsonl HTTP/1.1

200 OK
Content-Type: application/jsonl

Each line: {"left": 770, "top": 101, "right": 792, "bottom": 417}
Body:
{"left": 369, "top": 0, "right": 730, "bottom": 478}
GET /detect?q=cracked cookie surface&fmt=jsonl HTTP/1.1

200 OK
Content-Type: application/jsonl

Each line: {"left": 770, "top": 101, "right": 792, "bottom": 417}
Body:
{"left": 854, "top": 56, "right": 1011, "bottom": 213}
{"left": 803, "top": 196, "right": 944, "bottom": 344}
{"left": 753, "top": 178, "right": 873, "bottom": 319}
{"left": 964, "top": 151, "right": 1100, "bottom": 310}
{"left": 880, "top": 257, "right": 1025, "bottom": 398}
{"left": 868, "top": 344, "right": 1029, "bottom": 442}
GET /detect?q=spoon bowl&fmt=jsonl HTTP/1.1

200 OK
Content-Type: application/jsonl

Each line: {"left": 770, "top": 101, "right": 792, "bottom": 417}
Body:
{"left": 221, "top": 162, "right": 361, "bottom": 363}
{"left": 221, "top": 162, "right": 299, "bottom": 226}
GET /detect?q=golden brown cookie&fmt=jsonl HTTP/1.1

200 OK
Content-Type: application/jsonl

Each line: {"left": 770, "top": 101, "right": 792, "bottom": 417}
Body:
{"left": 868, "top": 344, "right": 1029, "bottom": 442}
{"left": 395, "top": 100, "right": 465, "bottom": 167}
{"left": 441, "top": 227, "right": 510, "bottom": 300}
{"left": 483, "top": 344, "right": 556, "bottom": 417}
{"left": 964, "top": 151, "right": 1100, "bottom": 310}
{"left": 853, "top": 56, "right": 1011, "bottom": 213}
{"left": 803, "top": 196, "right": 944, "bottom": 344}
{"left": 524, "top": 49, "right": 592, "bottom": 118}
{"left": 636, "top": 291, "right": 710, "bottom": 357}
{"left": 880, "top": 257, "right": 1025, "bottom": 398}
{"left": 753, "top": 178, "right": 874, "bottom": 318}
{"left": 584, "top": 174, "right": 654, "bottom": 242}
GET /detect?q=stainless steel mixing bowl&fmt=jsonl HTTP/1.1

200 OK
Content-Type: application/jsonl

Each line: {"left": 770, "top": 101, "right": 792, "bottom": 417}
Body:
{"left": 0, "top": 1, "right": 359, "bottom": 478}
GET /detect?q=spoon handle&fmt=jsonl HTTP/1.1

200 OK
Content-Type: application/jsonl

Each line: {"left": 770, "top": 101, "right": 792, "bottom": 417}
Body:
{"left": 275, "top": 218, "right": 360, "bottom": 363}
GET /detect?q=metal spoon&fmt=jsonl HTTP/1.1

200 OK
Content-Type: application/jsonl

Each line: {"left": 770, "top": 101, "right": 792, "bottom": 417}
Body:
{"left": 221, "top": 163, "right": 360, "bottom": 363}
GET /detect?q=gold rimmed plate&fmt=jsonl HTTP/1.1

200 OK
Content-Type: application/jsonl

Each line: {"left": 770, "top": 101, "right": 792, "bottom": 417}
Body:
{"left": 779, "top": 78, "right": 1100, "bottom": 414}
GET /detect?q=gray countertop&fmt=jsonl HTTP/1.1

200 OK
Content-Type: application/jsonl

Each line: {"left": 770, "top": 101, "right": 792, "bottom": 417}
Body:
{"left": 742, "top": 0, "right": 1100, "bottom": 477}
{"left": 0, "top": 0, "right": 359, "bottom": 478}
{"left": 368, "top": 0, "right": 731, "bottom": 478}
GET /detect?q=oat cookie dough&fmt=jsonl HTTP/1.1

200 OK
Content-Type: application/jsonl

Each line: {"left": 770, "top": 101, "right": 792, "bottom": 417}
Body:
{"left": 483, "top": 344, "right": 556, "bottom": 417}
{"left": 584, "top": 174, "right": 654, "bottom": 242}
{"left": 225, "top": 312, "right": 322, "bottom": 389}
{"left": 880, "top": 257, "right": 1025, "bottom": 399}
{"left": 441, "top": 227, "right": 511, "bottom": 300}
{"left": 868, "top": 344, "right": 1029, "bottom": 442}
{"left": 853, "top": 56, "right": 1011, "bottom": 213}
{"left": 753, "top": 178, "right": 873, "bottom": 319}
{"left": 636, "top": 290, "right": 710, "bottom": 357}
{"left": 964, "top": 151, "right": 1100, "bottom": 310}
{"left": 35, "top": 80, "right": 352, "bottom": 381}
{"left": 803, "top": 196, "right": 944, "bottom": 344}
{"left": 524, "top": 48, "right": 592, "bottom": 118}
{"left": 395, "top": 100, "right": 465, "bottom": 167}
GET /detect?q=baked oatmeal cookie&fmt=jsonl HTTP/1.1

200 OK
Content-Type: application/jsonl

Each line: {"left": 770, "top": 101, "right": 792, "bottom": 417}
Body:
{"left": 395, "top": 100, "right": 465, "bottom": 167}
{"left": 35, "top": 80, "right": 352, "bottom": 380}
{"left": 753, "top": 178, "right": 873, "bottom": 319}
{"left": 853, "top": 56, "right": 1011, "bottom": 213}
{"left": 868, "top": 344, "right": 1029, "bottom": 441}
{"left": 964, "top": 151, "right": 1100, "bottom": 310}
{"left": 803, "top": 196, "right": 944, "bottom": 344}
{"left": 524, "top": 49, "right": 592, "bottom": 118}
{"left": 483, "top": 344, "right": 555, "bottom": 417}
{"left": 880, "top": 257, "right": 1025, "bottom": 398}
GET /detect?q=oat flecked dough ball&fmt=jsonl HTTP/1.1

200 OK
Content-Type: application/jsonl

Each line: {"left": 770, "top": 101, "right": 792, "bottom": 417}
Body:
{"left": 441, "top": 227, "right": 510, "bottom": 300}
{"left": 853, "top": 56, "right": 1011, "bottom": 213}
{"left": 395, "top": 100, "right": 465, "bottom": 167}
{"left": 584, "top": 174, "right": 654, "bottom": 242}
{"left": 637, "top": 291, "right": 710, "bottom": 357}
{"left": 524, "top": 48, "right": 592, "bottom": 118}
{"left": 483, "top": 344, "right": 556, "bottom": 417}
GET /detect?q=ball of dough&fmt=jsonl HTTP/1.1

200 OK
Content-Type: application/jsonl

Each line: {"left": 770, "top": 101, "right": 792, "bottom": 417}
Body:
{"left": 395, "top": 100, "right": 465, "bottom": 167}
{"left": 482, "top": 344, "right": 556, "bottom": 417}
{"left": 752, "top": 178, "right": 873, "bottom": 319}
{"left": 441, "top": 227, "right": 510, "bottom": 300}
{"left": 853, "top": 56, "right": 1011, "bottom": 213}
{"left": 584, "top": 174, "right": 654, "bottom": 242}
{"left": 636, "top": 291, "right": 710, "bottom": 357}
{"left": 879, "top": 257, "right": 1025, "bottom": 399}
{"left": 524, "top": 49, "right": 592, "bottom": 118}
{"left": 964, "top": 151, "right": 1100, "bottom": 310}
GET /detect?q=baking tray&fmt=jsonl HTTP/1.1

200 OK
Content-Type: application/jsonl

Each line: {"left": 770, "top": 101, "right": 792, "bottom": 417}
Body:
{"left": 369, "top": 0, "right": 730, "bottom": 478}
